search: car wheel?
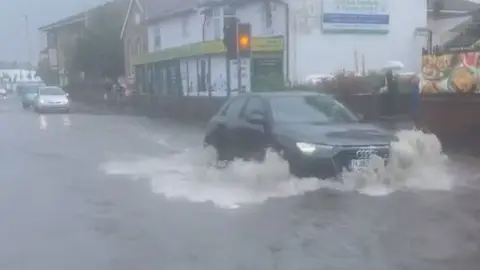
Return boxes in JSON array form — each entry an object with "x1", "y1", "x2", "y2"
[
  {"x1": 281, "y1": 149, "x2": 309, "y2": 178},
  {"x1": 288, "y1": 160, "x2": 308, "y2": 178},
  {"x1": 214, "y1": 131, "x2": 233, "y2": 162},
  {"x1": 22, "y1": 103, "x2": 29, "y2": 109}
]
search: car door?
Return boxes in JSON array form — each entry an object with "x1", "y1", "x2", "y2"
[
  {"x1": 217, "y1": 96, "x2": 248, "y2": 159},
  {"x1": 238, "y1": 96, "x2": 269, "y2": 161}
]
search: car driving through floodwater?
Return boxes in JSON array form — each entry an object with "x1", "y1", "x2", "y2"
[{"x1": 204, "y1": 91, "x2": 396, "y2": 178}]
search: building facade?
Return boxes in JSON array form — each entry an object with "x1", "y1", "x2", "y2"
[
  {"x1": 39, "y1": 13, "x2": 87, "y2": 86},
  {"x1": 132, "y1": 0, "x2": 429, "y2": 97},
  {"x1": 39, "y1": 0, "x2": 129, "y2": 86},
  {"x1": 121, "y1": 0, "x2": 149, "y2": 81},
  {"x1": 426, "y1": 0, "x2": 480, "y2": 49}
]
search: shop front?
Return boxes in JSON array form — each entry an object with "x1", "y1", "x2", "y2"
[{"x1": 132, "y1": 36, "x2": 285, "y2": 98}]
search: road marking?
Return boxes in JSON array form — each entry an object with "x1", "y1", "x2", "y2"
[
  {"x1": 39, "y1": 115, "x2": 47, "y2": 130},
  {"x1": 62, "y1": 115, "x2": 72, "y2": 127}
]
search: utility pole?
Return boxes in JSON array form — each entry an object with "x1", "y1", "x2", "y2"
[
  {"x1": 25, "y1": 15, "x2": 32, "y2": 75},
  {"x1": 236, "y1": 23, "x2": 241, "y2": 92}
]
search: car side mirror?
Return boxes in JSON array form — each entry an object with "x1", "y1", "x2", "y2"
[{"x1": 246, "y1": 112, "x2": 265, "y2": 124}]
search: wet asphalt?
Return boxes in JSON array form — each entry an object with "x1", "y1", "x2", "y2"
[{"x1": 0, "y1": 95, "x2": 479, "y2": 270}]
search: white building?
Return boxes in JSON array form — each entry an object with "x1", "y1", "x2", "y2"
[{"x1": 132, "y1": 0, "x2": 429, "y2": 96}]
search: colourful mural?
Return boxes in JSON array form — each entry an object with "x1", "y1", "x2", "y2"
[{"x1": 420, "y1": 51, "x2": 480, "y2": 94}]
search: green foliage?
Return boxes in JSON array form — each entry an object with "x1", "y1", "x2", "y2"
[
  {"x1": 36, "y1": 58, "x2": 56, "y2": 85},
  {"x1": 69, "y1": 4, "x2": 125, "y2": 79}
]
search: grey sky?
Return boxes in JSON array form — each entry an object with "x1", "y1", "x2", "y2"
[{"x1": 0, "y1": 0, "x2": 108, "y2": 63}]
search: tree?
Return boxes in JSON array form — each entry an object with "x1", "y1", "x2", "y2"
[
  {"x1": 36, "y1": 58, "x2": 56, "y2": 85},
  {"x1": 69, "y1": 3, "x2": 125, "y2": 80}
]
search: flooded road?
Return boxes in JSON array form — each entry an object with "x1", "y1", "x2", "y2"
[{"x1": 0, "y1": 96, "x2": 479, "y2": 270}]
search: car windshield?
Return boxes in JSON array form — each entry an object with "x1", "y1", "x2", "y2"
[
  {"x1": 269, "y1": 95, "x2": 359, "y2": 124},
  {"x1": 40, "y1": 87, "x2": 65, "y2": 95}
]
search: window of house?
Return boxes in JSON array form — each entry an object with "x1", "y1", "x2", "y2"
[
  {"x1": 135, "y1": 37, "x2": 141, "y2": 55},
  {"x1": 223, "y1": 6, "x2": 235, "y2": 17},
  {"x1": 263, "y1": 2, "x2": 273, "y2": 29},
  {"x1": 181, "y1": 17, "x2": 189, "y2": 38},
  {"x1": 212, "y1": 8, "x2": 222, "y2": 40},
  {"x1": 129, "y1": 38, "x2": 134, "y2": 56},
  {"x1": 126, "y1": 39, "x2": 132, "y2": 75},
  {"x1": 211, "y1": 7, "x2": 236, "y2": 40},
  {"x1": 134, "y1": 13, "x2": 141, "y2": 24},
  {"x1": 154, "y1": 26, "x2": 161, "y2": 50}
]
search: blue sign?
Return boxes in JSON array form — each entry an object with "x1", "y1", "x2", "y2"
[{"x1": 322, "y1": 0, "x2": 390, "y2": 33}]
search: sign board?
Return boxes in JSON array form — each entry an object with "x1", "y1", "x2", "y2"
[
  {"x1": 420, "y1": 51, "x2": 480, "y2": 94},
  {"x1": 132, "y1": 37, "x2": 283, "y2": 65},
  {"x1": 322, "y1": 0, "x2": 389, "y2": 34}
]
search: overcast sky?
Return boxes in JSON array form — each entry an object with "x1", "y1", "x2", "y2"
[
  {"x1": 3, "y1": 0, "x2": 480, "y2": 64},
  {"x1": 0, "y1": 0, "x2": 107, "y2": 63}
]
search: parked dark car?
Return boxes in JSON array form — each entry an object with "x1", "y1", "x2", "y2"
[{"x1": 204, "y1": 92, "x2": 395, "y2": 178}]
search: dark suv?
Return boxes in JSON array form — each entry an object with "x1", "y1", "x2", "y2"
[{"x1": 204, "y1": 92, "x2": 394, "y2": 178}]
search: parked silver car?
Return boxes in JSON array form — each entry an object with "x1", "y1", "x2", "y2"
[{"x1": 33, "y1": 86, "x2": 70, "y2": 113}]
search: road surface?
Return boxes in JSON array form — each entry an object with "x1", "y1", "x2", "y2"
[{"x1": 0, "y1": 95, "x2": 479, "y2": 270}]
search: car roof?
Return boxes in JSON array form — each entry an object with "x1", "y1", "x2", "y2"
[{"x1": 239, "y1": 91, "x2": 331, "y2": 98}]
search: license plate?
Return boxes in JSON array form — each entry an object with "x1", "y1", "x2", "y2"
[{"x1": 350, "y1": 159, "x2": 369, "y2": 170}]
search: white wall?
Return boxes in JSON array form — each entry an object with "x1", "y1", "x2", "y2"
[
  {"x1": 146, "y1": 2, "x2": 286, "y2": 96},
  {"x1": 147, "y1": 2, "x2": 287, "y2": 51},
  {"x1": 230, "y1": 2, "x2": 286, "y2": 37},
  {"x1": 148, "y1": 11, "x2": 204, "y2": 52},
  {"x1": 145, "y1": 0, "x2": 429, "y2": 89},
  {"x1": 287, "y1": 0, "x2": 428, "y2": 83}
]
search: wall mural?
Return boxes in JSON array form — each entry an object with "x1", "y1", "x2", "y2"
[{"x1": 420, "y1": 51, "x2": 480, "y2": 94}]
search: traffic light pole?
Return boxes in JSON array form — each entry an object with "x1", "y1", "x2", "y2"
[
  {"x1": 236, "y1": 23, "x2": 241, "y2": 93},
  {"x1": 226, "y1": 57, "x2": 231, "y2": 97}
]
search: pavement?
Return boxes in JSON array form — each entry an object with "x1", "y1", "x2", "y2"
[{"x1": 1, "y1": 95, "x2": 480, "y2": 270}]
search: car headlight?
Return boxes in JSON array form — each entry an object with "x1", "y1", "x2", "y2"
[
  {"x1": 296, "y1": 142, "x2": 333, "y2": 155},
  {"x1": 39, "y1": 99, "x2": 46, "y2": 104}
]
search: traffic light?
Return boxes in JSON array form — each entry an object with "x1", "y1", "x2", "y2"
[
  {"x1": 223, "y1": 17, "x2": 238, "y2": 60},
  {"x1": 237, "y1": 23, "x2": 251, "y2": 57},
  {"x1": 223, "y1": 19, "x2": 252, "y2": 59}
]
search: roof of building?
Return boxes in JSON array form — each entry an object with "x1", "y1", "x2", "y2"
[
  {"x1": 121, "y1": 0, "x2": 203, "y2": 39},
  {"x1": 427, "y1": 0, "x2": 480, "y2": 13},
  {"x1": 120, "y1": 0, "x2": 262, "y2": 38},
  {"x1": 39, "y1": 0, "x2": 129, "y2": 32},
  {"x1": 38, "y1": 13, "x2": 86, "y2": 32},
  {"x1": 145, "y1": 0, "x2": 199, "y2": 20}
]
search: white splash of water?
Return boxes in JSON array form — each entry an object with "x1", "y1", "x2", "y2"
[
  {"x1": 101, "y1": 129, "x2": 453, "y2": 209},
  {"x1": 342, "y1": 130, "x2": 452, "y2": 196}
]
